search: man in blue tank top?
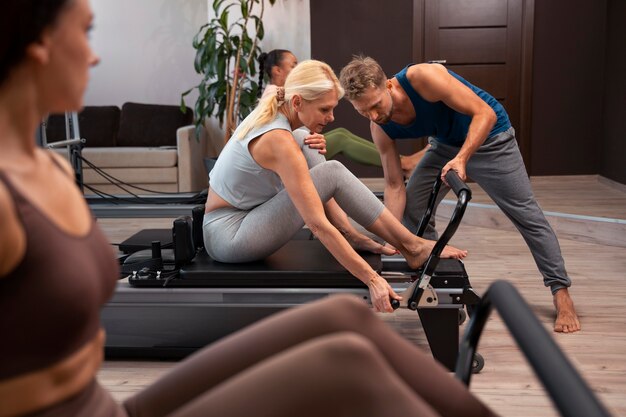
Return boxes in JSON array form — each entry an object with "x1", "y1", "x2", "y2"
[{"x1": 339, "y1": 56, "x2": 580, "y2": 333}]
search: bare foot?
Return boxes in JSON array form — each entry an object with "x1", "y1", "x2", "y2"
[
  {"x1": 553, "y1": 288, "x2": 581, "y2": 333},
  {"x1": 404, "y1": 238, "x2": 468, "y2": 269},
  {"x1": 349, "y1": 236, "x2": 397, "y2": 256}
]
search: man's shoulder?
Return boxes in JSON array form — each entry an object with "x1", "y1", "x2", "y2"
[{"x1": 406, "y1": 63, "x2": 446, "y2": 84}]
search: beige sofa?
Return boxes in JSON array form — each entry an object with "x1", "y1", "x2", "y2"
[{"x1": 48, "y1": 103, "x2": 214, "y2": 195}]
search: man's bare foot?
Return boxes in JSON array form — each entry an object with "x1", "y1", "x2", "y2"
[
  {"x1": 404, "y1": 239, "x2": 468, "y2": 269},
  {"x1": 553, "y1": 288, "x2": 581, "y2": 333}
]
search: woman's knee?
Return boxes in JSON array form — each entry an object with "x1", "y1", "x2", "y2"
[
  {"x1": 323, "y1": 159, "x2": 347, "y2": 173},
  {"x1": 310, "y1": 159, "x2": 346, "y2": 177},
  {"x1": 309, "y1": 295, "x2": 376, "y2": 331},
  {"x1": 329, "y1": 127, "x2": 349, "y2": 136}
]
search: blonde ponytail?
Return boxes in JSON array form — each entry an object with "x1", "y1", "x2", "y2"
[{"x1": 236, "y1": 90, "x2": 280, "y2": 139}]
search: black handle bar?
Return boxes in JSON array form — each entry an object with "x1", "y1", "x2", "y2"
[
  {"x1": 456, "y1": 281, "x2": 611, "y2": 417},
  {"x1": 445, "y1": 169, "x2": 471, "y2": 197},
  {"x1": 418, "y1": 170, "x2": 472, "y2": 278},
  {"x1": 400, "y1": 170, "x2": 472, "y2": 311}
]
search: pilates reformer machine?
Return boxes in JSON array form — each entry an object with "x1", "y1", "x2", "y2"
[{"x1": 101, "y1": 171, "x2": 483, "y2": 372}]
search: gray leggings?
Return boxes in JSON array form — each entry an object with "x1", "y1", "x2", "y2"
[
  {"x1": 404, "y1": 128, "x2": 570, "y2": 293},
  {"x1": 203, "y1": 160, "x2": 385, "y2": 263}
]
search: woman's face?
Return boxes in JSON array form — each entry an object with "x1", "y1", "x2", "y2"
[
  {"x1": 38, "y1": 0, "x2": 99, "y2": 112},
  {"x1": 272, "y1": 52, "x2": 298, "y2": 87},
  {"x1": 296, "y1": 88, "x2": 338, "y2": 134}
]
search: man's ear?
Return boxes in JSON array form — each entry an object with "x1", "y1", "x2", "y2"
[{"x1": 386, "y1": 79, "x2": 393, "y2": 90}]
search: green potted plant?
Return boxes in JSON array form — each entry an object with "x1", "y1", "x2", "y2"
[{"x1": 181, "y1": 0, "x2": 276, "y2": 144}]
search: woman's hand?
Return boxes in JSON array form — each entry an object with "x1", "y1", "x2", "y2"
[
  {"x1": 367, "y1": 275, "x2": 402, "y2": 313},
  {"x1": 304, "y1": 133, "x2": 327, "y2": 155}
]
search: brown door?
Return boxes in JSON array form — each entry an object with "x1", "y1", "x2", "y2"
[{"x1": 415, "y1": 0, "x2": 533, "y2": 164}]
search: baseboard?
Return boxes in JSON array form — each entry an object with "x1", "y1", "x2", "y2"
[{"x1": 437, "y1": 199, "x2": 626, "y2": 248}]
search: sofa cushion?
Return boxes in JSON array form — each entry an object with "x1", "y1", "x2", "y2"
[
  {"x1": 82, "y1": 167, "x2": 178, "y2": 184},
  {"x1": 45, "y1": 106, "x2": 121, "y2": 147},
  {"x1": 82, "y1": 147, "x2": 177, "y2": 168},
  {"x1": 117, "y1": 102, "x2": 193, "y2": 147}
]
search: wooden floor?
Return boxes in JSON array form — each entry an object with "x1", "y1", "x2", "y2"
[{"x1": 97, "y1": 175, "x2": 626, "y2": 417}]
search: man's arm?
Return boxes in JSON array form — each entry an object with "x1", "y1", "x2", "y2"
[
  {"x1": 407, "y1": 64, "x2": 497, "y2": 181},
  {"x1": 371, "y1": 122, "x2": 406, "y2": 220}
]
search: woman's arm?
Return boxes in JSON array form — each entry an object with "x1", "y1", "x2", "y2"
[
  {"x1": 250, "y1": 130, "x2": 398, "y2": 311},
  {"x1": 0, "y1": 182, "x2": 26, "y2": 276}
]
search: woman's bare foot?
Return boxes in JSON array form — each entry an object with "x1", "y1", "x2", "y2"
[
  {"x1": 553, "y1": 288, "x2": 581, "y2": 333},
  {"x1": 348, "y1": 235, "x2": 397, "y2": 256},
  {"x1": 403, "y1": 238, "x2": 468, "y2": 270},
  {"x1": 400, "y1": 145, "x2": 430, "y2": 179}
]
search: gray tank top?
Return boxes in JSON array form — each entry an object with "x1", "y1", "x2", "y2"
[{"x1": 209, "y1": 112, "x2": 299, "y2": 210}]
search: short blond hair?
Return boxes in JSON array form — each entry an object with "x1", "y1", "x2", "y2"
[
  {"x1": 237, "y1": 60, "x2": 344, "y2": 139},
  {"x1": 339, "y1": 56, "x2": 387, "y2": 100}
]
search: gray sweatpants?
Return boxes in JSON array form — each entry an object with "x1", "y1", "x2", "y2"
[
  {"x1": 203, "y1": 158, "x2": 385, "y2": 263},
  {"x1": 404, "y1": 128, "x2": 570, "y2": 294}
]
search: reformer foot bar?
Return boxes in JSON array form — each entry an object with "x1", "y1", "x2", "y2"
[{"x1": 102, "y1": 171, "x2": 481, "y2": 371}]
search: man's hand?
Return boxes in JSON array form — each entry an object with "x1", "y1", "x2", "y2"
[
  {"x1": 304, "y1": 132, "x2": 327, "y2": 155},
  {"x1": 441, "y1": 156, "x2": 468, "y2": 184}
]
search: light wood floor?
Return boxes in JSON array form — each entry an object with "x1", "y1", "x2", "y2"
[{"x1": 97, "y1": 176, "x2": 626, "y2": 417}]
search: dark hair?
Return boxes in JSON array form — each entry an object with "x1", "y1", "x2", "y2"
[
  {"x1": 257, "y1": 49, "x2": 290, "y2": 97},
  {"x1": 0, "y1": 0, "x2": 72, "y2": 85}
]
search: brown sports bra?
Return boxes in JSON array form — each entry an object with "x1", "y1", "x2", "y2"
[{"x1": 0, "y1": 163, "x2": 119, "y2": 381}]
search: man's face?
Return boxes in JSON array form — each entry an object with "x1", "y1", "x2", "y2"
[{"x1": 349, "y1": 84, "x2": 393, "y2": 124}]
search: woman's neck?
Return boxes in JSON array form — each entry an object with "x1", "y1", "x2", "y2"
[{"x1": 0, "y1": 71, "x2": 45, "y2": 160}]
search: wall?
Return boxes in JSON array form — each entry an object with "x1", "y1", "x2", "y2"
[
  {"x1": 85, "y1": 0, "x2": 310, "y2": 108},
  {"x1": 85, "y1": 0, "x2": 207, "y2": 107},
  {"x1": 529, "y1": 0, "x2": 607, "y2": 175},
  {"x1": 599, "y1": 0, "x2": 626, "y2": 184},
  {"x1": 311, "y1": 0, "x2": 416, "y2": 177},
  {"x1": 260, "y1": 0, "x2": 311, "y2": 60}
]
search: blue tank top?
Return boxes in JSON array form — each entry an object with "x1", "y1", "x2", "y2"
[{"x1": 379, "y1": 64, "x2": 511, "y2": 146}]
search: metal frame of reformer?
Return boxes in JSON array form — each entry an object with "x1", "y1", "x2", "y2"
[
  {"x1": 39, "y1": 112, "x2": 86, "y2": 192},
  {"x1": 102, "y1": 171, "x2": 480, "y2": 371},
  {"x1": 88, "y1": 197, "x2": 200, "y2": 218},
  {"x1": 104, "y1": 254, "x2": 476, "y2": 370}
]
